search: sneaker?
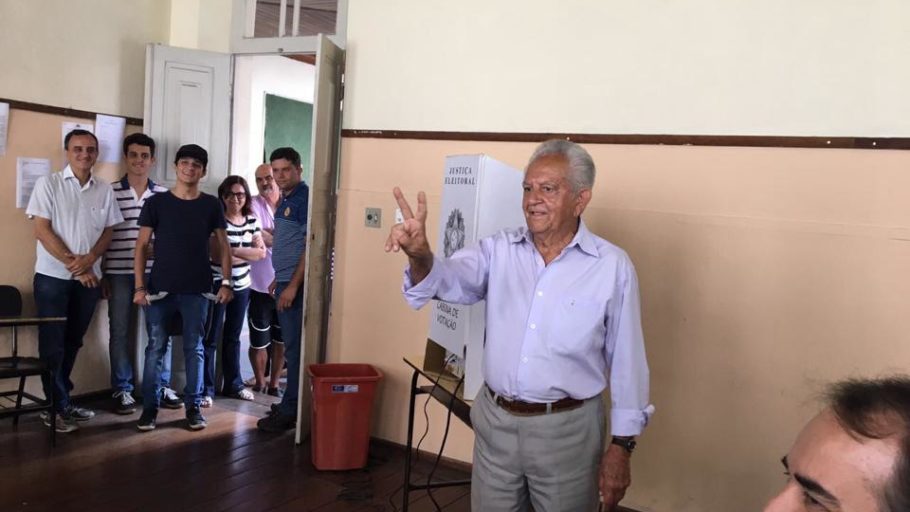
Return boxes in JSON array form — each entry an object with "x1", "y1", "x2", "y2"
[
  {"x1": 137, "y1": 410, "x2": 157, "y2": 432},
  {"x1": 257, "y1": 411, "x2": 295, "y2": 433},
  {"x1": 267, "y1": 387, "x2": 284, "y2": 398},
  {"x1": 186, "y1": 407, "x2": 207, "y2": 431},
  {"x1": 113, "y1": 390, "x2": 137, "y2": 415},
  {"x1": 231, "y1": 388, "x2": 255, "y2": 401},
  {"x1": 43, "y1": 412, "x2": 79, "y2": 433},
  {"x1": 200, "y1": 396, "x2": 214, "y2": 408},
  {"x1": 160, "y1": 388, "x2": 184, "y2": 409},
  {"x1": 65, "y1": 405, "x2": 96, "y2": 422}
]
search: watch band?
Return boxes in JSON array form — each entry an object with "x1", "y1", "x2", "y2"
[
  {"x1": 611, "y1": 436, "x2": 637, "y2": 453},
  {"x1": 220, "y1": 278, "x2": 232, "y2": 287}
]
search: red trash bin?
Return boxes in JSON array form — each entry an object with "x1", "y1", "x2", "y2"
[{"x1": 307, "y1": 363, "x2": 383, "y2": 470}]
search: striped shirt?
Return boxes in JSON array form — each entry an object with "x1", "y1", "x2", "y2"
[
  {"x1": 103, "y1": 177, "x2": 168, "y2": 275},
  {"x1": 211, "y1": 215, "x2": 262, "y2": 291},
  {"x1": 272, "y1": 182, "x2": 309, "y2": 282}
]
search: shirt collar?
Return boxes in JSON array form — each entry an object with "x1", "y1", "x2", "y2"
[
  {"x1": 119, "y1": 175, "x2": 158, "y2": 193},
  {"x1": 509, "y1": 219, "x2": 600, "y2": 258},
  {"x1": 283, "y1": 181, "x2": 307, "y2": 201},
  {"x1": 62, "y1": 165, "x2": 95, "y2": 187}
]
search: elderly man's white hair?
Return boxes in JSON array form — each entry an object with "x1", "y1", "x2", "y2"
[{"x1": 526, "y1": 139, "x2": 596, "y2": 194}]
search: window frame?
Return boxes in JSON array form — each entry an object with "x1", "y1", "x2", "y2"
[{"x1": 230, "y1": 0, "x2": 347, "y2": 54}]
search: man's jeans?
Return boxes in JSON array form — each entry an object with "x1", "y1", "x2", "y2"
[
  {"x1": 33, "y1": 273, "x2": 101, "y2": 413},
  {"x1": 204, "y1": 287, "x2": 251, "y2": 396},
  {"x1": 106, "y1": 273, "x2": 172, "y2": 393},
  {"x1": 275, "y1": 282, "x2": 303, "y2": 417},
  {"x1": 142, "y1": 293, "x2": 209, "y2": 412}
]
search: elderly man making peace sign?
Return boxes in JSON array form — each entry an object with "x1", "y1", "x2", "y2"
[{"x1": 387, "y1": 139, "x2": 654, "y2": 512}]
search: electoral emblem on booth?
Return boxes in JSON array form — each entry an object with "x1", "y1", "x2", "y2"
[{"x1": 443, "y1": 208, "x2": 466, "y2": 257}]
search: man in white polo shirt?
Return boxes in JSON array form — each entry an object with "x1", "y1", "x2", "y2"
[{"x1": 27, "y1": 129, "x2": 123, "y2": 433}]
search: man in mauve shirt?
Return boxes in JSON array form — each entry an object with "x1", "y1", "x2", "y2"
[{"x1": 386, "y1": 139, "x2": 654, "y2": 512}]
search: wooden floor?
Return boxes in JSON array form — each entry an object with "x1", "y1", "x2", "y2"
[{"x1": 0, "y1": 394, "x2": 471, "y2": 512}]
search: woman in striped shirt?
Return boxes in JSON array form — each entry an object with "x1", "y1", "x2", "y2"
[{"x1": 203, "y1": 176, "x2": 266, "y2": 405}]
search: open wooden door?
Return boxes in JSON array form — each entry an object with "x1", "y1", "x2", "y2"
[{"x1": 295, "y1": 34, "x2": 344, "y2": 444}]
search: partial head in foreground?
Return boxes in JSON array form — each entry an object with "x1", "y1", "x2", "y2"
[{"x1": 764, "y1": 377, "x2": 910, "y2": 512}]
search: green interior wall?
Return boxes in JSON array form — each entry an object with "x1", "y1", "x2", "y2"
[{"x1": 264, "y1": 93, "x2": 314, "y2": 182}]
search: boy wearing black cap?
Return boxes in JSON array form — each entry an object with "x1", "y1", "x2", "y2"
[{"x1": 132, "y1": 144, "x2": 233, "y2": 431}]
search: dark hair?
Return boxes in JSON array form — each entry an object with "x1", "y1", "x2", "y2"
[
  {"x1": 269, "y1": 147, "x2": 301, "y2": 168},
  {"x1": 64, "y1": 129, "x2": 98, "y2": 150},
  {"x1": 122, "y1": 133, "x2": 156, "y2": 157},
  {"x1": 828, "y1": 377, "x2": 910, "y2": 512},
  {"x1": 218, "y1": 175, "x2": 252, "y2": 217}
]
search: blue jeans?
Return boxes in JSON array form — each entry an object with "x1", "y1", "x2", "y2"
[
  {"x1": 142, "y1": 293, "x2": 209, "y2": 412},
  {"x1": 106, "y1": 273, "x2": 172, "y2": 393},
  {"x1": 33, "y1": 273, "x2": 101, "y2": 413},
  {"x1": 204, "y1": 287, "x2": 251, "y2": 396},
  {"x1": 275, "y1": 282, "x2": 303, "y2": 417}
]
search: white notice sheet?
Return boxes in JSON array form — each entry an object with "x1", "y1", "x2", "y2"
[
  {"x1": 0, "y1": 102, "x2": 9, "y2": 156},
  {"x1": 17, "y1": 157, "x2": 51, "y2": 209},
  {"x1": 95, "y1": 114, "x2": 126, "y2": 163}
]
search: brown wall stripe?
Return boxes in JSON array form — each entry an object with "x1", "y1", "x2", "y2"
[
  {"x1": 1, "y1": 97, "x2": 143, "y2": 126},
  {"x1": 342, "y1": 129, "x2": 910, "y2": 151}
]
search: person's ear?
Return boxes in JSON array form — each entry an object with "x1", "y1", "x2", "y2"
[{"x1": 575, "y1": 189, "x2": 592, "y2": 216}]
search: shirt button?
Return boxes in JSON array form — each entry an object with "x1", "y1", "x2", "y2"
[
  {"x1": 522, "y1": 357, "x2": 528, "y2": 363},
  {"x1": 537, "y1": 291, "x2": 543, "y2": 297},
  {"x1": 529, "y1": 323, "x2": 536, "y2": 330}
]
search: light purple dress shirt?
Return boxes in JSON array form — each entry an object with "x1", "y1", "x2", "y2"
[
  {"x1": 403, "y1": 220, "x2": 654, "y2": 436},
  {"x1": 249, "y1": 194, "x2": 276, "y2": 294}
]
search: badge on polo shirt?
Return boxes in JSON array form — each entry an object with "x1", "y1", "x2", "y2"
[{"x1": 284, "y1": 206, "x2": 291, "y2": 217}]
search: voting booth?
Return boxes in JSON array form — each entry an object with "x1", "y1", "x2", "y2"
[{"x1": 422, "y1": 154, "x2": 525, "y2": 400}]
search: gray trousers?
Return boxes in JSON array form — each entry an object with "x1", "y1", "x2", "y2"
[{"x1": 470, "y1": 386, "x2": 605, "y2": 512}]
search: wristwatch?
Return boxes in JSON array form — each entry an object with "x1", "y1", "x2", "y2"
[
  {"x1": 611, "y1": 436, "x2": 637, "y2": 454},
  {"x1": 220, "y1": 278, "x2": 231, "y2": 288}
]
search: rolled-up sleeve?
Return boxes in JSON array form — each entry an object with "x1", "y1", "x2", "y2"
[
  {"x1": 402, "y1": 256, "x2": 445, "y2": 309},
  {"x1": 401, "y1": 240, "x2": 491, "y2": 310},
  {"x1": 26, "y1": 176, "x2": 53, "y2": 220},
  {"x1": 605, "y1": 258, "x2": 654, "y2": 436}
]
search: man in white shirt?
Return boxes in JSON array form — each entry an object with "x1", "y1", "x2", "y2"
[{"x1": 27, "y1": 129, "x2": 124, "y2": 433}]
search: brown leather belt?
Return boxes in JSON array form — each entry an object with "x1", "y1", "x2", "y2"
[{"x1": 488, "y1": 387, "x2": 584, "y2": 416}]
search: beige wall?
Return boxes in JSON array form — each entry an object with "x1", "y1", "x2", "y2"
[
  {"x1": 332, "y1": 137, "x2": 910, "y2": 511},
  {"x1": 169, "y1": 0, "x2": 233, "y2": 54},
  {"x1": 344, "y1": 0, "x2": 910, "y2": 136},
  {"x1": 0, "y1": 0, "x2": 170, "y2": 118}
]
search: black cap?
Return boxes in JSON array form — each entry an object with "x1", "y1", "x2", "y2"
[{"x1": 174, "y1": 144, "x2": 208, "y2": 168}]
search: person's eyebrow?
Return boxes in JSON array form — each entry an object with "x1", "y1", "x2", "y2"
[{"x1": 781, "y1": 455, "x2": 841, "y2": 506}]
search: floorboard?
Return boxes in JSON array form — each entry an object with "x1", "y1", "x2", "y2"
[{"x1": 0, "y1": 394, "x2": 471, "y2": 512}]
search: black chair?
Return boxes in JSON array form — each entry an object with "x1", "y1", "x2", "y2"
[{"x1": 0, "y1": 285, "x2": 55, "y2": 444}]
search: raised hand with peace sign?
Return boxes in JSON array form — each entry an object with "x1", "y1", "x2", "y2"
[{"x1": 384, "y1": 187, "x2": 434, "y2": 283}]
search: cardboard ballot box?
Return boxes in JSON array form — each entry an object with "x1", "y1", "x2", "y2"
[{"x1": 424, "y1": 154, "x2": 524, "y2": 400}]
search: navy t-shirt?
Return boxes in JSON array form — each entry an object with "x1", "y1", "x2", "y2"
[{"x1": 138, "y1": 191, "x2": 227, "y2": 294}]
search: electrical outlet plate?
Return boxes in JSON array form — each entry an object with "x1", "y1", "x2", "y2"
[{"x1": 365, "y1": 207, "x2": 381, "y2": 228}]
